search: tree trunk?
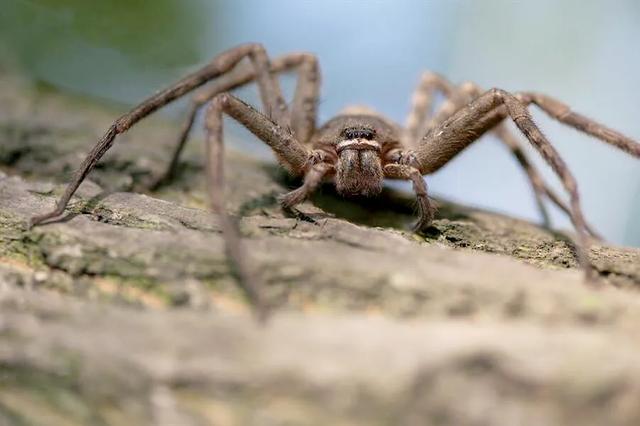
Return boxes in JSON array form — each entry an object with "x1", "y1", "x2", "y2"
[{"x1": 1, "y1": 68, "x2": 639, "y2": 425}]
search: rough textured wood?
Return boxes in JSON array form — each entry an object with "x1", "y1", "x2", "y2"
[{"x1": 1, "y1": 69, "x2": 640, "y2": 425}]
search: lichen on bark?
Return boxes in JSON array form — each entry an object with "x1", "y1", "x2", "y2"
[{"x1": 1, "y1": 68, "x2": 640, "y2": 425}]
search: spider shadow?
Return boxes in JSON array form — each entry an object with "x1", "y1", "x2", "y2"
[
  {"x1": 262, "y1": 164, "x2": 474, "y2": 232},
  {"x1": 153, "y1": 152, "x2": 475, "y2": 232}
]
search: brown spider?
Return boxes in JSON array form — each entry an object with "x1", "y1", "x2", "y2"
[{"x1": 29, "y1": 44, "x2": 640, "y2": 319}]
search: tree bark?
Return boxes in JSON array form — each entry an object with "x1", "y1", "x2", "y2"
[{"x1": 1, "y1": 68, "x2": 639, "y2": 425}]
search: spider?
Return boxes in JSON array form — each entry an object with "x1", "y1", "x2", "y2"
[{"x1": 29, "y1": 44, "x2": 640, "y2": 319}]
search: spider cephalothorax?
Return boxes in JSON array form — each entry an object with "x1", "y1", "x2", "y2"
[
  {"x1": 334, "y1": 124, "x2": 385, "y2": 197},
  {"x1": 28, "y1": 43, "x2": 640, "y2": 318}
]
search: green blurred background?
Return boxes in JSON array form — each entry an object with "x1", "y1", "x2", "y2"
[{"x1": 1, "y1": 0, "x2": 638, "y2": 246}]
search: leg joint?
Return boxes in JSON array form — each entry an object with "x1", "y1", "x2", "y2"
[
  {"x1": 248, "y1": 44, "x2": 270, "y2": 66},
  {"x1": 211, "y1": 93, "x2": 231, "y2": 109},
  {"x1": 420, "y1": 70, "x2": 443, "y2": 85},
  {"x1": 459, "y1": 81, "x2": 481, "y2": 97},
  {"x1": 397, "y1": 150, "x2": 422, "y2": 170},
  {"x1": 249, "y1": 43, "x2": 267, "y2": 56},
  {"x1": 488, "y1": 87, "x2": 508, "y2": 100},
  {"x1": 299, "y1": 52, "x2": 317, "y2": 65}
]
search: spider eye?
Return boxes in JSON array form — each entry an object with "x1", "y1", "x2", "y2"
[{"x1": 342, "y1": 127, "x2": 376, "y2": 140}]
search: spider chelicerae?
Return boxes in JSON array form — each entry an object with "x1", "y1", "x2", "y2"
[{"x1": 29, "y1": 44, "x2": 640, "y2": 318}]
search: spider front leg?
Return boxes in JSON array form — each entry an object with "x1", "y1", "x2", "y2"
[
  {"x1": 204, "y1": 92, "x2": 311, "y2": 319},
  {"x1": 414, "y1": 89, "x2": 600, "y2": 278},
  {"x1": 384, "y1": 161, "x2": 436, "y2": 231},
  {"x1": 516, "y1": 92, "x2": 640, "y2": 158},
  {"x1": 29, "y1": 43, "x2": 288, "y2": 228},
  {"x1": 454, "y1": 82, "x2": 603, "y2": 240},
  {"x1": 279, "y1": 160, "x2": 333, "y2": 210},
  {"x1": 404, "y1": 72, "x2": 556, "y2": 228},
  {"x1": 156, "y1": 52, "x2": 321, "y2": 188},
  {"x1": 436, "y1": 79, "x2": 603, "y2": 238},
  {"x1": 403, "y1": 71, "x2": 455, "y2": 147}
]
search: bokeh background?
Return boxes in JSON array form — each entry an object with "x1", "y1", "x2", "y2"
[{"x1": 1, "y1": 0, "x2": 639, "y2": 246}]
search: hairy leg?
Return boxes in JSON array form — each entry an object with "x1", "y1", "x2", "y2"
[
  {"x1": 493, "y1": 119, "x2": 603, "y2": 239},
  {"x1": 467, "y1": 94, "x2": 640, "y2": 159},
  {"x1": 403, "y1": 71, "x2": 455, "y2": 147},
  {"x1": 279, "y1": 162, "x2": 333, "y2": 209},
  {"x1": 413, "y1": 88, "x2": 601, "y2": 278},
  {"x1": 404, "y1": 72, "x2": 554, "y2": 227},
  {"x1": 203, "y1": 92, "x2": 314, "y2": 319},
  {"x1": 491, "y1": 123, "x2": 551, "y2": 227},
  {"x1": 517, "y1": 92, "x2": 640, "y2": 158},
  {"x1": 384, "y1": 163, "x2": 436, "y2": 231},
  {"x1": 29, "y1": 43, "x2": 289, "y2": 227},
  {"x1": 409, "y1": 74, "x2": 610, "y2": 238},
  {"x1": 156, "y1": 53, "x2": 321, "y2": 187},
  {"x1": 444, "y1": 81, "x2": 603, "y2": 238},
  {"x1": 289, "y1": 53, "x2": 321, "y2": 143}
]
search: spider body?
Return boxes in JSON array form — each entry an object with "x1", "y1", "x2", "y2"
[
  {"x1": 311, "y1": 114, "x2": 401, "y2": 197},
  {"x1": 28, "y1": 44, "x2": 640, "y2": 318}
]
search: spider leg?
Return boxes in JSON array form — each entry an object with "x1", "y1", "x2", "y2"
[
  {"x1": 517, "y1": 92, "x2": 640, "y2": 158},
  {"x1": 493, "y1": 118, "x2": 604, "y2": 239},
  {"x1": 451, "y1": 86, "x2": 640, "y2": 239},
  {"x1": 492, "y1": 123, "x2": 551, "y2": 227},
  {"x1": 155, "y1": 53, "x2": 320, "y2": 187},
  {"x1": 405, "y1": 72, "x2": 555, "y2": 227},
  {"x1": 467, "y1": 95, "x2": 640, "y2": 159},
  {"x1": 447, "y1": 81, "x2": 604, "y2": 238},
  {"x1": 29, "y1": 43, "x2": 288, "y2": 227},
  {"x1": 406, "y1": 73, "x2": 606, "y2": 238},
  {"x1": 279, "y1": 162, "x2": 333, "y2": 210},
  {"x1": 384, "y1": 163, "x2": 436, "y2": 231},
  {"x1": 204, "y1": 92, "x2": 314, "y2": 320},
  {"x1": 404, "y1": 71, "x2": 455, "y2": 147},
  {"x1": 413, "y1": 88, "x2": 604, "y2": 279}
]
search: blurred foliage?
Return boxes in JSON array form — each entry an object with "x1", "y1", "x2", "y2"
[{"x1": 0, "y1": 0, "x2": 207, "y2": 83}]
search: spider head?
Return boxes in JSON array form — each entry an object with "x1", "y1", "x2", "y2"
[{"x1": 335, "y1": 126, "x2": 384, "y2": 197}]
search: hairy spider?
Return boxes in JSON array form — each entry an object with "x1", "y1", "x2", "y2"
[{"x1": 29, "y1": 44, "x2": 640, "y2": 318}]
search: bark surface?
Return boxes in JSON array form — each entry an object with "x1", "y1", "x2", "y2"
[{"x1": 1, "y1": 69, "x2": 639, "y2": 425}]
